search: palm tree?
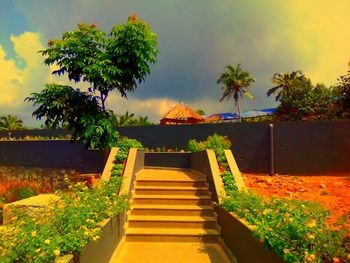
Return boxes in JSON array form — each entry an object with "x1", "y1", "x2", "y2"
[
  {"x1": 217, "y1": 64, "x2": 255, "y2": 122},
  {"x1": 112, "y1": 111, "x2": 135, "y2": 127},
  {"x1": 136, "y1": 116, "x2": 151, "y2": 126},
  {"x1": 267, "y1": 71, "x2": 305, "y2": 101},
  {"x1": 0, "y1": 115, "x2": 24, "y2": 131}
]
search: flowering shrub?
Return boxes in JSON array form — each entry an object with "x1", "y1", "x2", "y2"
[
  {"x1": 0, "y1": 177, "x2": 128, "y2": 262},
  {"x1": 188, "y1": 134, "x2": 350, "y2": 263}
]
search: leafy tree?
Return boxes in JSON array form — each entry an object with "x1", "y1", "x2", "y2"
[
  {"x1": 267, "y1": 71, "x2": 305, "y2": 101},
  {"x1": 26, "y1": 16, "x2": 158, "y2": 149},
  {"x1": 334, "y1": 66, "x2": 350, "y2": 118},
  {"x1": 0, "y1": 115, "x2": 24, "y2": 131},
  {"x1": 276, "y1": 77, "x2": 336, "y2": 121},
  {"x1": 41, "y1": 16, "x2": 158, "y2": 110},
  {"x1": 217, "y1": 64, "x2": 255, "y2": 122},
  {"x1": 26, "y1": 84, "x2": 117, "y2": 149}
]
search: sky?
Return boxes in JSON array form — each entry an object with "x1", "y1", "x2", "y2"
[{"x1": 0, "y1": 0, "x2": 349, "y2": 127}]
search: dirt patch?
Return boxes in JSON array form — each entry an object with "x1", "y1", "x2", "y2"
[{"x1": 242, "y1": 174, "x2": 350, "y2": 227}]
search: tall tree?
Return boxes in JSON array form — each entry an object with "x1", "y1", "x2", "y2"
[
  {"x1": 276, "y1": 77, "x2": 336, "y2": 121},
  {"x1": 267, "y1": 71, "x2": 305, "y2": 101},
  {"x1": 217, "y1": 64, "x2": 255, "y2": 122},
  {"x1": 334, "y1": 64, "x2": 350, "y2": 118},
  {"x1": 0, "y1": 115, "x2": 24, "y2": 131},
  {"x1": 26, "y1": 16, "x2": 158, "y2": 149}
]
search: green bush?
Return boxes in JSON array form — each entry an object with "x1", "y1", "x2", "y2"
[
  {"x1": 116, "y1": 136, "x2": 143, "y2": 151},
  {"x1": 13, "y1": 187, "x2": 38, "y2": 201},
  {"x1": 187, "y1": 134, "x2": 231, "y2": 156}
]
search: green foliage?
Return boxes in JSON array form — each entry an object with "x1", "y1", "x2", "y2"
[
  {"x1": 187, "y1": 134, "x2": 231, "y2": 156},
  {"x1": 334, "y1": 69, "x2": 350, "y2": 118},
  {"x1": 223, "y1": 192, "x2": 349, "y2": 262},
  {"x1": 41, "y1": 16, "x2": 158, "y2": 109},
  {"x1": 12, "y1": 187, "x2": 38, "y2": 201},
  {"x1": 221, "y1": 171, "x2": 238, "y2": 192},
  {"x1": 0, "y1": 177, "x2": 129, "y2": 262},
  {"x1": 0, "y1": 115, "x2": 24, "y2": 131},
  {"x1": 116, "y1": 136, "x2": 143, "y2": 151},
  {"x1": 267, "y1": 71, "x2": 305, "y2": 101},
  {"x1": 111, "y1": 137, "x2": 143, "y2": 177},
  {"x1": 26, "y1": 84, "x2": 118, "y2": 149},
  {"x1": 112, "y1": 111, "x2": 152, "y2": 127},
  {"x1": 27, "y1": 16, "x2": 158, "y2": 149},
  {"x1": 217, "y1": 64, "x2": 255, "y2": 122},
  {"x1": 276, "y1": 77, "x2": 336, "y2": 121},
  {"x1": 196, "y1": 109, "x2": 206, "y2": 115}
]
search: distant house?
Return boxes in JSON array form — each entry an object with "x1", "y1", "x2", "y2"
[{"x1": 160, "y1": 103, "x2": 204, "y2": 125}]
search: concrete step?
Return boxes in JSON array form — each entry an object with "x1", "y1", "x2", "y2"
[
  {"x1": 132, "y1": 194, "x2": 212, "y2": 205},
  {"x1": 111, "y1": 242, "x2": 232, "y2": 263},
  {"x1": 128, "y1": 215, "x2": 218, "y2": 229},
  {"x1": 125, "y1": 228, "x2": 220, "y2": 243},
  {"x1": 134, "y1": 186, "x2": 210, "y2": 196},
  {"x1": 130, "y1": 204, "x2": 215, "y2": 216},
  {"x1": 136, "y1": 180, "x2": 209, "y2": 188}
]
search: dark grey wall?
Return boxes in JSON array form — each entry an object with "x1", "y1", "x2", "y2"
[
  {"x1": 117, "y1": 122, "x2": 270, "y2": 174},
  {"x1": 144, "y1": 152, "x2": 191, "y2": 168},
  {"x1": 0, "y1": 140, "x2": 105, "y2": 173},
  {"x1": 117, "y1": 120, "x2": 350, "y2": 175},
  {"x1": 0, "y1": 129, "x2": 70, "y2": 138},
  {"x1": 274, "y1": 120, "x2": 350, "y2": 174},
  {"x1": 0, "y1": 120, "x2": 349, "y2": 175}
]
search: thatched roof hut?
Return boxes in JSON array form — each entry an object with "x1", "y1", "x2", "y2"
[{"x1": 160, "y1": 103, "x2": 204, "y2": 125}]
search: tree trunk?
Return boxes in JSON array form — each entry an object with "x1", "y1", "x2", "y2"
[{"x1": 237, "y1": 100, "x2": 242, "y2": 123}]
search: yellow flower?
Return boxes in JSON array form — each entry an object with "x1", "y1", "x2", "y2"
[
  {"x1": 35, "y1": 248, "x2": 41, "y2": 253},
  {"x1": 305, "y1": 254, "x2": 315, "y2": 262},
  {"x1": 262, "y1": 209, "x2": 269, "y2": 215},
  {"x1": 92, "y1": 236, "x2": 100, "y2": 241},
  {"x1": 283, "y1": 249, "x2": 289, "y2": 254},
  {"x1": 306, "y1": 219, "x2": 316, "y2": 228},
  {"x1": 53, "y1": 249, "x2": 60, "y2": 256},
  {"x1": 306, "y1": 233, "x2": 315, "y2": 239},
  {"x1": 44, "y1": 239, "x2": 51, "y2": 244},
  {"x1": 31, "y1": 231, "x2": 37, "y2": 237}
]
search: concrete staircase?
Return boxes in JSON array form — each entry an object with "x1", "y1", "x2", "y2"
[{"x1": 125, "y1": 168, "x2": 221, "y2": 243}]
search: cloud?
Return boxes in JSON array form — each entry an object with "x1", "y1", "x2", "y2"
[{"x1": 0, "y1": 32, "x2": 48, "y2": 107}]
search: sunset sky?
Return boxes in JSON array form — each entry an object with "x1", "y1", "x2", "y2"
[{"x1": 1, "y1": 0, "x2": 349, "y2": 126}]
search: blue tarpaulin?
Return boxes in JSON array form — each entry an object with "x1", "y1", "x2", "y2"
[
  {"x1": 209, "y1": 112, "x2": 238, "y2": 120},
  {"x1": 210, "y1": 108, "x2": 276, "y2": 120}
]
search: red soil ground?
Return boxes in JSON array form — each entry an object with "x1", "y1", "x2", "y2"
[{"x1": 242, "y1": 173, "x2": 350, "y2": 228}]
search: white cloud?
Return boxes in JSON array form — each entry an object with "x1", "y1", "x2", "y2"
[{"x1": 0, "y1": 32, "x2": 50, "y2": 107}]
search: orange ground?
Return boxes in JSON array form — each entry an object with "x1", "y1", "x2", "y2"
[{"x1": 242, "y1": 173, "x2": 350, "y2": 227}]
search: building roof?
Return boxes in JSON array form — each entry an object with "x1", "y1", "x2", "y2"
[{"x1": 161, "y1": 103, "x2": 204, "y2": 121}]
